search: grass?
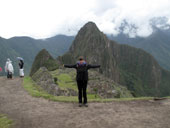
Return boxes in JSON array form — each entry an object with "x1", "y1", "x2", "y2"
[
  {"x1": 57, "y1": 74, "x2": 77, "y2": 91},
  {"x1": 0, "y1": 114, "x2": 13, "y2": 128},
  {"x1": 51, "y1": 71, "x2": 99, "y2": 95},
  {"x1": 23, "y1": 76, "x2": 158, "y2": 102},
  {"x1": 23, "y1": 76, "x2": 102, "y2": 102},
  {"x1": 23, "y1": 76, "x2": 77, "y2": 102}
]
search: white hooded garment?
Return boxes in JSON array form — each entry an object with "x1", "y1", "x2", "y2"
[{"x1": 5, "y1": 60, "x2": 14, "y2": 74}]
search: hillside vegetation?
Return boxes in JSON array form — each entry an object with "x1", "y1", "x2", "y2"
[
  {"x1": 0, "y1": 35, "x2": 73, "y2": 76},
  {"x1": 109, "y1": 28, "x2": 170, "y2": 71},
  {"x1": 30, "y1": 49, "x2": 59, "y2": 76}
]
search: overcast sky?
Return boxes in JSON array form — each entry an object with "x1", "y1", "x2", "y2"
[{"x1": 0, "y1": 0, "x2": 170, "y2": 39}]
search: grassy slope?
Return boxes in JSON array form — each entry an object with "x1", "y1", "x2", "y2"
[
  {"x1": 0, "y1": 115, "x2": 13, "y2": 128},
  {"x1": 51, "y1": 69, "x2": 133, "y2": 98},
  {"x1": 50, "y1": 69, "x2": 100, "y2": 98},
  {"x1": 23, "y1": 76, "x2": 100, "y2": 102},
  {"x1": 23, "y1": 76, "x2": 156, "y2": 102},
  {"x1": 56, "y1": 73, "x2": 77, "y2": 91}
]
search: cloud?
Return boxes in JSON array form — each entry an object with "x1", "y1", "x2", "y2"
[
  {"x1": 92, "y1": 0, "x2": 170, "y2": 37},
  {"x1": 0, "y1": 0, "x2": 170, "y2": 38}
]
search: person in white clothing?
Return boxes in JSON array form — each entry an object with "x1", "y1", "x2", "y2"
[
  {"x1": 5, "y1": 58, "x2": 14, "y2": 79},
  {"x1": 18, "y1": 59, "x2": 24, "y2": 78}
]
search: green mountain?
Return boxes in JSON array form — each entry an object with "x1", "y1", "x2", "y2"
[
  {"x1": 0, "y1": 35, "x2": 73, "y2": 76},
  {"x1": 109, "y1": 28, "x2": 170, "y2": 71},
  {"x1": 59, "y1": 22, "x2": 170, "y2": 97},
  {"x1": 133, "y1": 29, "x2": 170, "y2": 71},
  {"x1": 30, "y1": 49, "x2": 59, "y2": 76}
]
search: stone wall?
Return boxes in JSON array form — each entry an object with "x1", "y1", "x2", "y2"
[{"x1": 32, "y1": 67, "x2": 60, "y2": 96}]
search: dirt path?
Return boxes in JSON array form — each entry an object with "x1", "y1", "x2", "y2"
[{"x1": 0, "y1": 77, "x2": 170, "y2": 128}]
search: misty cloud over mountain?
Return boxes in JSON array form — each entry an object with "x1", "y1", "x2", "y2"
[{"x1": 0, "y1": 0, "x2": 170, "y2": 39}]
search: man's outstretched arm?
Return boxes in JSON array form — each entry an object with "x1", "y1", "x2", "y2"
[
  {"x1": 87, "y1": 64, "x2": 100, "y2": 69},
  {"x1": 64, "y1": 64, "x2": 77, "y2": 68}
]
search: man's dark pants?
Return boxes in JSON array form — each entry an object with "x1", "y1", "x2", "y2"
[
  {"x1": 7, "y1": 71, "x2": 12, "y2": 79},
  {"x1": 77, "y1": 80, "x2": 88, "y2": 104}
]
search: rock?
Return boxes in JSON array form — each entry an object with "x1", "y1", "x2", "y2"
[
  {"x1": 32, "y1": 67, "x2": 77, "y2": 96},
  {"x1": 32, "y1": 67, "x2": 60, "y2": 95},
  {"x1": 52, "y1": 68, "x2": 133, "y2": 98}
]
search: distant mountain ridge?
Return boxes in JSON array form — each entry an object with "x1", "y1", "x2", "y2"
[
  {"x1": 108, "y1": 26, "x2": 170, "y2": 71},
  {"x1": 1, "y1": 19, "x2": 170, "y2": 78},
  {"x1": 59, "y1": 22, "x2": 170, "y2": 97},
  {"x1": 0, "y1": 35, "x2": 73, "y2": 75}
]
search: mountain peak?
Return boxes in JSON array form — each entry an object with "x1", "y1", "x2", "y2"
[
  {"x1": 30, "y1": 49, "x2": 58, "y2": 76},
  {"x1": 77, "y1": 21, "x2": 100, "y2": 36},
  {"x1": 69, "y1": 21, "x2": 108, "y2": 54},
  {"x1": 83, "y1": 21, "x2": 98, "y2": 29},
  {"x1": 70, "y1": 22, "x2": 109, "y2": 59}
]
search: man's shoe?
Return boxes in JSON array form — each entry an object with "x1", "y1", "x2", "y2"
[
  {"x1": 79, "y1": 103, "x2": 82, "y2": 107},
  {"x1": 84, "y1": 103, "x2": 88, "y2": 107}
]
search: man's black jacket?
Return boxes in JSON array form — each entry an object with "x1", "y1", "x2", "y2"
[{"x1": 64, "y1": 64, "x2": 100, "y2": 81}]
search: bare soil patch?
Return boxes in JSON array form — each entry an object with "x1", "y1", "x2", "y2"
[{"x1": 0, "y1": 77, "x2": 170, "y2": 128}]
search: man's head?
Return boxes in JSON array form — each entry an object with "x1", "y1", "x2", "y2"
[
  {"x1": 77, "y1": 56, "x2": 86, "y2": 66},
  {"x1": 79, "y1": 56, "x2": 84, "y2": 61}
]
